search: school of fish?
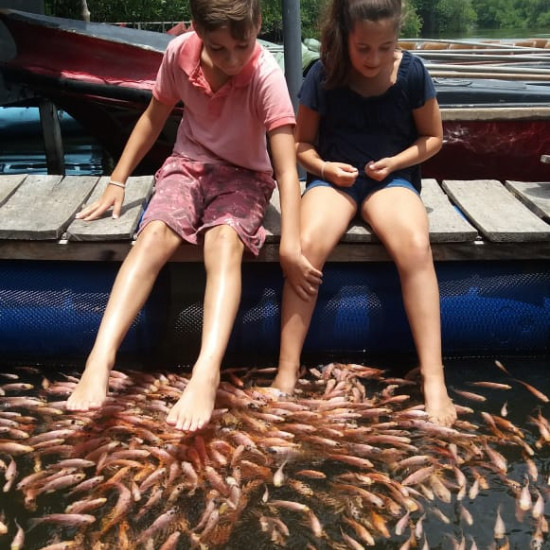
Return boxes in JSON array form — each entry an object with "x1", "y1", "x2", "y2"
[{"x1": 0, "y1": 359, "x2": 549, "y2": 549}]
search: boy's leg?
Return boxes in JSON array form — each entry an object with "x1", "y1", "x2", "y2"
[
  {"x1": 274, "y1": 187, "x2": 356, "y2": 394},
  {"x1": 167, "y1": 224, "x2": 244, "y2": 432},
  {"x1": 362, "y1": 187, "x2": 456, "y2": 426},
  {"x1": 67, "y1": 221, "x2": 182, "y2": 411}
]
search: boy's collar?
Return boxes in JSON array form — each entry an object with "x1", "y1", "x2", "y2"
[{"x1": 178, "y1": 31, "x2": 262, "y2": 87}]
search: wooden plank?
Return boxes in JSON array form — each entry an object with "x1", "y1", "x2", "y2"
[
  {"x1": 442, "y1": 179, "x2": 550, "y2": 242},
  {"x1": 505, "y1": 180, "x2": 550, "y2": 222},
  {"x1": 0, "y1": 174, "x2": 98, "y2": 239},
  {"x1": 1, "y1": 238, "x2": 549, "y2": 263},
  {"x1": 0, "y1": 174, "x2": 26, "y2": 207},
  {"x1": 421, "y1": 178, "x2": 478, "y2": 242},
  {"x1": 263, "y1": 186, "x2": 281, "y2": 243},
  {"x1": 66, "y1": 175, "x2": 155, "y2": 241}
]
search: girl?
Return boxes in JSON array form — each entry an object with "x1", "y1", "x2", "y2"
[{"x1": 273, "y1": 0, "x2": 456, "y2": 426}]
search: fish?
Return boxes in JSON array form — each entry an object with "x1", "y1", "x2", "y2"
[
  {"x1": 272, "y1": 459, "x2": 288, "y2": 487},
  {"x1": 27, "y1": 514, "x2": 96, "y2": 530},
  {"x1": 494, "y1": 505, "x2": 506, "y2": 539},
  {"x1": 9, "y1": 519, "x2": 24, "y2": 550},
  {"x1": 512, "y1": 379, "x2": 550, "y2": 403},
  {"x1": 451, "y1": 388, "x2": 487, "y2": 402},
  {"x1": 0, "y1": 442, "x2": 34, "y2": 455},
  {"x1": 136, "y1": 508, "x2": 179, "y2": 544}
]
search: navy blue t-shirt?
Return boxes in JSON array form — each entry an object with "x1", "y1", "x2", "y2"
[{"x1": 298, "y1": 50, "x2": 436, "y2": 191}]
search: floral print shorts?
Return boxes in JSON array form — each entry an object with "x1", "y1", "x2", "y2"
[{"x1": 139, "y1": 154, "x2": 276, "y2": 256}]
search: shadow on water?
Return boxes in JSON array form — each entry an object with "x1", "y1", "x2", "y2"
[{"x1": 0, "y1": 355, "x2": 549, "y2": 549}]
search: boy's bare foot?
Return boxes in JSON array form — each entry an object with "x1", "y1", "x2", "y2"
[
  {"x1": 423, "y1": 371, "x2": 457, "y2": 427},
  {"x1": 166, "y1": 367, "x2": 220, "y2": 432},
  {"x1": 271, "y1": 361, "x2": 300, "y2": 395},
  {"x1": 66, "y1": 358, "x2": 112, "y2": 412}
]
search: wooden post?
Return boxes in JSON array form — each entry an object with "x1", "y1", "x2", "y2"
[{"x1": 38, "y1": 99, "x2": 65, "y2": 175}]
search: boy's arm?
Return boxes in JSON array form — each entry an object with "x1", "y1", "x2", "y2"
[
  {"x1": 268, "y1": 124, "x2": 322, "y2": 300},
  {"x1": 76, "y1": 97, "x2": 175, "y2": 221},
  {"x1": 365, "y1": 98, "x2": 443, "y2": 182}
]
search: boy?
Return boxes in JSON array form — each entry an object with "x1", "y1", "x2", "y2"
[{"x1": 67, "y1": 0, "x2": 322, "y2": 432}]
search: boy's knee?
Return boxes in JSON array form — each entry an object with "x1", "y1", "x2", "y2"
[
  {"x1": 138, "y1": 221, "x2": 180, "y2": 250},
  {"x1": 205, "y1": 225, "x2": 244, "y2": 253}
]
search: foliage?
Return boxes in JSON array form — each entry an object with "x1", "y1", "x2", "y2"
[
  {"x1": 410, "y1": 0, "x2": 477, "y2": 35},
  {"x1": 43, "y1": 0, "x2": 550, "y2": 37},
  {"x1": 475, "y1": 0, "x2": 550, "y2": 30}
]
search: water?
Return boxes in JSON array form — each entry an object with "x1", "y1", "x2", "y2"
[
  {"x1": 0, "y1": 106, "x2": 104, "y2": 176},
  {"x1": 0, "y1": 355, "x2": 549, "y2": 549}
]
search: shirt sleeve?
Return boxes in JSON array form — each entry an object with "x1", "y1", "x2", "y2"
[
  {"x1": 297, "y1": 60, "x2": 326, "y2": 115},
  {"x1": 152, "y1": 37, "x2": 184, "y2": 106},
  {"x1": 255, "y1": 50, "x2": 296, "y2": 132},
  {"x1": 408, "y1": 54, "x2": 437, "y2": 110}
]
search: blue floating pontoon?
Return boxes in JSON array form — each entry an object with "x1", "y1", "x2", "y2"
[{"x1": 1, "y1": 260, "x2": 548, "y2": 363}]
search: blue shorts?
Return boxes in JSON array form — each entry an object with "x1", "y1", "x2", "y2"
[{"x1": 305, "y1": 175, "x2": 419, "y2": 205}]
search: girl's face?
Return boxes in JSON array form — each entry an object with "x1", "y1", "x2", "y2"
[
  {"x1": 199, "y1": 25, "x2": 259, "y2": 77},
  {"x1": 347, "y1": 17, "x2": 398, "y2": 79}
]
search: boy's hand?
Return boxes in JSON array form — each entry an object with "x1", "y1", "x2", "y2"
[
  {"x1": 324, "y1": 162, "x2": 359, "y2": 188},
  {"x1": 365, "y1": 158, "x2": 394, "y2": 181},
  {"x1": 75, "y1": 186, "x2": 125, "y2": 221},
  {"x1": 280, "y1": 252, "x2": 322, "y2": 301}
]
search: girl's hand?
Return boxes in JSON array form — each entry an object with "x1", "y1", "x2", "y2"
[
  {"x1": 75, "y1": 185, "x2": 125, "y2": 221},
  {"x1": 365, "y1": 157, "x2": 394, "y2": 182},
  {"x1": 324, "y1": 162, "x2": 359, "y2": 188}
]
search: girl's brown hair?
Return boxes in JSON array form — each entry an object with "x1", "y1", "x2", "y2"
[
  {"x1": 321, "y1": 0, "x2": 402, "y2": 88},
  {"x1": 190, "y1": 0, "x2": 261, "y2": 41}
]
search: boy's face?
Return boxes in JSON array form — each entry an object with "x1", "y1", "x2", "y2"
[{"x1": 198, "y1": 25, "x2": 259, "y2": 77}]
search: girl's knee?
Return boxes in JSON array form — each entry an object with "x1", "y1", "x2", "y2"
[
  {"x1": 392, "y1": 232, "x2": 432, "y2": 268},
  {"x1": 300, "y1": 231, "x2": 330, "y2": 267}
]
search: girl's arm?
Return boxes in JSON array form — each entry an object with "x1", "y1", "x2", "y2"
[
  {"x1": 269, "y1": 124, "x2": 322, "y2": 300},
  {"x1": 365, "y1": 97, "x2": 443, "y2": 181},
  {"x1": 295, "y1": 105, "x2": 358, "y2": 187},
  {"x1": 76, "y1": 96, "x2": 175, "y2": 221}
]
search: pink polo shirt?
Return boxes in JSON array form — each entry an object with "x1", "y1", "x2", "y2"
[{"x1": 153, "y1": 32, "x2": 296, "y2": 173}]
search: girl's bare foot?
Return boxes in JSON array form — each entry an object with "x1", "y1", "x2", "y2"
[
  {"x1": 166, "y1": 366, "x2": 220, "y2": 432},
  {"x1": 66, "y1": 356, "x2": 112, "y2": 412},
  {"x1": 271, "y1": 360, "x2": 300, "y2": 394},
  {"x1": 423, "y1": 370, "x2": 457, "y2": 427}
]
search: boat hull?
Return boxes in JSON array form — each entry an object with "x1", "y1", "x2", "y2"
[{"x1": 2, "y1": 9, "x2": 550, "y2": 180}]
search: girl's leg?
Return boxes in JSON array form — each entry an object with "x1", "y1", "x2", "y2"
[
  {"x1": 67, "y1": 221, "x2": 183, "y2": 411},
  {"x1": 167, "y1": 224, "x2": 245, "y2": 431},
  {"x1": 274, "y1": 187, "x2": 356, "y2": 393},
  {"x1": 361, "y1": 187, "x2": 456, "y2": 426}
]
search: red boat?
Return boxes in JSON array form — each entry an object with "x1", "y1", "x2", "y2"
[{"x1": 1, "y1": 8, "x2": 550, "y2": 179}]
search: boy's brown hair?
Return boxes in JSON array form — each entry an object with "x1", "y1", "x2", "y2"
[{"x1": 190, "y1": 0, "x2": 261, "y2": 40}]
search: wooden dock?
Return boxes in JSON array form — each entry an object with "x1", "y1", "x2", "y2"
[{"x1": 0, "y1": 173, "x2": 549, "y2": 263}]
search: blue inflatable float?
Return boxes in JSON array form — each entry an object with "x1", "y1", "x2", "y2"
[{"x1": 2, "y1": 260, "x2": 546, "y2": 363}]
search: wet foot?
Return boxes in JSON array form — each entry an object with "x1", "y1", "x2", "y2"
[
  {"x1": 271, "y1": 362, "x2": 300, "y2": 394},
  {"x1": 166, "y1": 367, "x2": 220, "y2": 432},
  {"x1": 66, "y1": 357, "x2": 112, "y2": 412},
  {"x1": 423, "y1": 371, "x2": 457, "y2": 427}
]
